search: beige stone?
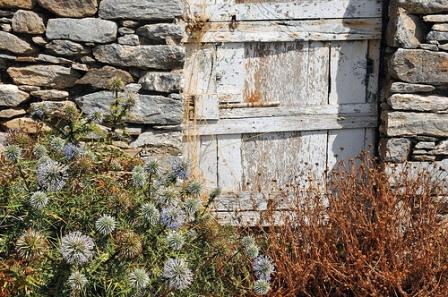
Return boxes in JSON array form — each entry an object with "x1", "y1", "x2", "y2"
[
  {"x1": 76, "y1": 66, "x2": 133, "y2": 90},
  {"x1": 0, "y1": 108, "x2": 26, "y2": 119},
  {"x1": 0, "y1": 0, "x2": 34, "y2": 9},
  {"x1": 2, "y1": 117, "x2": 50, "y2": 133},
  {"x1": 0, "y1": 31, "x2": 35, "y2": 54},
  {"x1": 12, "y1": 10, "x2": 45, "y2": 34},
  {"x1": 382, "y1": 111, "x2": 448, "y2": 137},
  {"x1": 388, "y1": 94, "x2": 448, "y2": 112},
  {"x1": 37, "y1": 0, "x2": 97, "y2": 17},
  {"x1": 7, "y1": 65, "x2": 81, "y2": 89}
]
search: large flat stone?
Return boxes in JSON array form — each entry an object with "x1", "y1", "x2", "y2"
[
  {"x1": 76, "y1": 66, "x2": 133, "y2": 90},
  {"x1": 399, "y1": 0, "x2": 448, "y2": 14},
  {"x1": 136, "y1": 24, "x2": 184, "y2": 43},
  {"x1": 30, "y1": 89, "x2": 69, "y2": 100},
  {"x1": 138, "y1": 72, "x2": 182, "y2": 93},
  {"x1": 379, "y1": 138, "x2": 411, "y2": 163},
  {"x1": 45, "y1": 40, "x2": 89, "y2": 57},
  {"x1": 30, "y1": 100, "x2": 77, "y2": 118},
  {"x1": 46, "y1": 18, "x2": 117, "y2": 43},
  {"x1": 99, "y1": 0, "x2": 182, "y2": 21},
  {"x1": 427, "y1": 30, "x2": 448, "y2": 42},
  {"x1": 37, "y1": 0, "x2": 97, "y2": 17},
  {"x1": 388, "y1": 94, "x2": 448, "y2": 112},
  {"x1": 390, "y1": 49, "x2": 448, "y2": 85},
  {"x1": 93, "y1": 44, "x2": 184, "y2": 70},
  {"x1": 0, "y1": 84, "x2": 29, "y2": 107},
  {"x1": 0, "y1": 108, "x2": 26, "y2": 119},
  {"x1": 423, "y1": 15, "x2": 448, "y2": 23},
  {"x1": 130, "y1": 130, "x2": 182, "y2": 155},
  {"x1": 2, "y1": 117, "x2": 50, "y2": 133},
  {"x1": 0, "y1": 31, "x2": 35, "y2": 54},
  {"x1": 74, "y1": 91, "x2": 182, "y2": 125},
  {"x1": 382, "y1": 111, "x2": 448, "y2": 137},
  {"x1": 0, "y1": 0, "x2": 34, "y2": 9},
  {"x1": 7, "y1": 65, "x2": 81, "y2": 89},
  {"x1": 390, "y1": 82, "x2": 436, "y2": 93},
  {"x1": 12, "y1": 10, "x2": 45, "y2": 34}
]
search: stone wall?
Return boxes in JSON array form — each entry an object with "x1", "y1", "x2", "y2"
[
  {"x1": 0, "y1": 0, "x2": 185, "y2": 159},
  {"x1": 381, "y1": 0, "x2": 448, "y2": 174}
]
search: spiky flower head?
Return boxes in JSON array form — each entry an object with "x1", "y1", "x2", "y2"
[
  {"x1": 140, "y1": 203, "x2": 159, "y2": 226},
  {"x1": 156, "y1": 187, "x2": 179, "y2": 207},
  {"x1": 185, "y1": 180, "x2": 202, "y2": 197},
  {"x1": 132, "y1": 166, "x2": 147, "y2": 189},
  {"x1": 115, "y1": 231, "x2": 142, "y2": 260},
  {"x1": 95, "y1": 215, "x2": 116, "y2": 236},
  {"x1": 253, "y1": 279, "x2": 271, "y2": 295},
  {"x1": 245, "y1": 244, "x2": 260, "y2": 259},
  {"x1": 144, "y1": 159, "x2": 159, "y2": 176},
  {"x1": 166, "y1": 160, "x2": 188, "y2": 183},
  {"x1": 4, "y1": 145, "x2": 21, "y2": 163},
  {"x1": 166, "y1": 230, "x2": 185, "y2": 251},
  {"x1": 68, "y1": 271, "x2": 88, "y2": 293},
  {"x1": 16, "y1": 229, "x2": 48, "y2": 260},
  {"x1": 184, "y1": 198, "x2": 201, "y2": 222},
  {"x1": 31, "y1": 104, "x2": 46, "y2": 120},
  {"x1": 30, "y1": 191, "x2": 49, "y2": 210},
  {"x1": 33, "y1": 144, "x2": 48, "y2": 159},
  {"x1": 160, "y1": 205, "x2": 186, "y2": 230},
  {"x1": 241, "y1": 236, "x2": 257, "y2": 249},
  {"x1": 162, "y1": 258, "x2": 193, "y2": 290},
  {"x1": 49, "y1": 136, "x2": 66, "y2": 152},
  {"x1": 37, "y1": 158, "x2": 68, "y2": 192},
  {"x1": 60, "y1": 231, "x2": 95, "y2": 265},
  {"x1": 64, "y1": 143, "x2": 82, "y2": 161},
  {"x1": 129, "y1": 268, "x2": 150, "y2": 291},
  {"x1": 252, "y1": 256, "x2": 275, "y2": 281}
]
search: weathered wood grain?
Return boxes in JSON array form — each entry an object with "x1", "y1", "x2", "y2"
[{"x1": 217, "y1": 134, "x2": 243, "y2": 192}]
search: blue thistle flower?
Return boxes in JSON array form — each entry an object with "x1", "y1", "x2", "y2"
[
  {"x1": 64, "y1": 143, "x2": 81, "y2": 160},
  {"x1": 162, "y1": 258, "x2": 193, "y2": 290},
  {"x1": 140, "y1": 203, "x2": 159, "y2": 226},
  {"x1": 33, "y1": 144, "x2": 48, "y2": 159},
  {"x1": 132, "y1": 166, "x2": 147, "y2": 189},
  {"x1": 95, "y1": 215, "x2": 116, "y2": 235},
  {"x1": 252, "y1": 256, "x2": 275, "y2": 281},
  {"x1": 160, "y1": 205, "x2": 186, "y2": 230},
  {"x1": 253, "y1": 279, "x2": 271, "y2": 295},
  {"x1": 31, "y1": 104, "x2": 45, "y2": 120},
  {"x1": 4, "y1": 145, "x2": 21, "y2": 163},
  {"x1": 166, "y1": 230, "x2": 185, "y2": 251},
  {"x1": 171, "y1": 160, "x2": 188, "y2": 180},
  {"x1": 129, "y1": 268, "x2": 150, "y2": 291},
  {"x1": 68, "y1": 271, "x2": 88, "y2": 292},
  {"x1": 37, "y1": 158, "x2": 68, "y2": 192},
  {"x1": 49, "y1": 136, "x2": 65, "y2": 153},
  {"x1": 60, "y1": 231, "x2": 95, "y2": 265},
  {"x1": 30, "y1": 191, "x2": 49, "y2": 210}
]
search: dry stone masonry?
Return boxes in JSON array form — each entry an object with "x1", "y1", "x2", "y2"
[{"x1": 0, "y1": 0, "x2": 185, "y2": 158}]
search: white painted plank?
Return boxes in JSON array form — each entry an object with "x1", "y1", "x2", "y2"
[
  {"x1": 307, "y1": 42, "x2": 330, "y2": 106},
  {"x1": 327, "y1": 128, "x2": 367, "y2": 172},
  {"x1": 199, "y1": 135, "x2": 218, "y2": 189},
  {"x1": 329, "y1": 40, "x2": 369, "y2": 105},
  {"x1": 187, "y1": 115, "x2": 378, "y2": 136},
  {"x1": 185, "y1": 19, "x2": 382, "y2": 43},
  {"x1": 217, "y1": 134, "x2": 242, "y2": 192},
  {"x1": 215, "y1": 43, "x2": 245, "y2": 103},
  {"x1": 197, "y1": 0, "x2": 383, "y2": 22}
]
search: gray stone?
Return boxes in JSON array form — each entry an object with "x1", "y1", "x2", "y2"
[
  {"x1": 18, "y1": 85, "x2": 39, "y2": 92},
  {"x1": 130, "y1": 130, "x2": 182, "y2": 154},
  {"x1": 0, "y1": 10, "x2": 13, "y2": 17},
  {"x1": 124, "y1": 83, "x2": 141, "y2": 93},
  {"x1": 118, "y1": 34, "x2": 140, "y2": 46},
  {"x1": 419, "y1": 43, "x2": 438, "y2": 51},
  {"x1": 45, "y1": 40, "x2": 89, "y2": 57},
  {"x1": 427, "y1": 30, "x2": 448, "y2": 42},
  {"x1": 139, "y1": 71, "x2": 182, "y2": 93},
  {"x1": 0, "y1": 31, "x2": 35, "y2": 54},
  {"x1": 390, "y1": 49, "x2": 448, "y2": 85},
  {"x1": 72, "y1": 63, "x2": 88, "y2": 72},
  {"x1": 424, "y1": 15, "x2": 448, "y2": 23},
  {"x1": 0, "y1": 84, "x2": 29, "y2": 106},
  {"x1": 0, "y1": 108, "x2": 25, "y2": 119},
  {"x1": 388, "y1": 94, "x2": 448, "y2": 112},
  {"x1": 32, "y1": 36, "x2": 47, "y2": 45},
  {"x1": 399, "y1": 0, "x2": 448, "y2": 14},
  {"x1": 414, "y1": 149, "x2": 430, "y2": 155},
  {"x1": 387, "y1": 8, "x2": 425, "y2": 48},
  {"x1": 379, "y1": 138, "x2": 411, "y2": 163},
  {"x1": 415, "y1": 142, "x2": 436, "y2": 149},
  {"x1": 99, "y1": 0, "x2": 182, "y2": 21},
  {"x1": 122, "y1": 20, "x2": 139, "y2": 28},
  {"x1": 76, "y1": 66, "x2": 134, "y2": 90},
  {"x1": 7, "y1": 65, "x2": 81, "y2": 89},
  {"x1": 390, "y1": 82, "x2": 436, "y2": 93},
  {"x1": 431, "y1": 140, "x2": 448, "y2": 155},
  {"x1": 136, "y1": 23, "x2": 184, "y2": 43},
  {"x1": 37, "y1": 0, "x2": 97, "y2": 17},
  {"x1": 74, "y1": 91, "x2": 182, "y2": 125},
  {"x1": 440, "y1": 44, "x2": 448, "y2": 51},
  {"x1": 93, "y1": 44, "x2": 184, "y2": 70},
  {"x1": 433, "y1": 23, "x2": 448, "y2": 31},
  {"x1": 1, "y1": 23, "x2": 11, "y2": 32},
  {"x1": 0, "y1": 0, "x2": 34, "y2": 9},
  {"x1": 30, "y1": 89, "x2": 69, "y2": 100},
  {"x1": 12, "y1": 10, "x2": 44, "y2": 34},
  {"x1": 382, "y1": 111, "x2": 448, "y2": 137},
  {"x1": 46, "y1": 18, "x2": 117, "y2": 44},
  {"x1": 36, "y1": 54, "x2": 72, "y2": 65},
  {"x1": 80, "y1": 56, "x2": 96, "y2": 64},
  {"x1": 412, "y1": 155, "x2": 436, "y2": 161},
  {"x1": 0, "y1": 17, "x2": 10, "y2": 23},
  {"x1": 118, "y1": 27, "x2": 134, "y2": 35}
]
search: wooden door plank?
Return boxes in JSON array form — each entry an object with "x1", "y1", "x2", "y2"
[
  {"x1": 329, "y1": 41, "x2": 369, "y2": 105},
  {"x1": 307, "y1": 42, "x2": 330, "y2": 106},
  {"x1": 196, "y1": 0, "x2": 383, "y2": 22},
  {"x1": 199, "y1": 135, "x2": 218, "y2": 189},
  {"x1": 185, "y1": 19, "x2": 382, "y2": 43},
  {"x1": 327, "y1": 128, "x2": 367, "y2": 172},
  {"x1": 217, "y1": 134, "x2": 243, "y2": 192},
  {"x1": 367, "y1": 40, "x2": 381, "y2": 103},
  {"x1": 216, "y1": 44, "x2": 245, "y2": 103}
]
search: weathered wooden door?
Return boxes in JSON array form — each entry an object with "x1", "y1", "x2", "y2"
[{"x1": 184, "y1": 0, "x2": 382, "y2": 222}]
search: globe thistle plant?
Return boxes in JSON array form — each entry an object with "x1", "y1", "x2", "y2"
[
  {"x1": 64, "y1": 143, "x2": 81, "y2": 161},
  {"x1": 68, "y1": 271, "x2": 88, "y2": 293},
  {"x1": 184, "y1": 198, "x2": 201, "y2": 222},
  {"x1": 253, "y1": 279, "x2": 271, "y2": 295},
  {"x1": 129, "y1": 268, "x2": 150, "y2": 291},
  {"x1": 33, "y1": 144, "x2": 48, "y2": 159},
  {"x1": 132, "y1": 166, "x2": 147, "y2": 189},
  {"x1": 144, "y1": 159, "x2": 159, "y2": 176},
  {"x1": 160, "y1": 205, "x2": 186, "y2": 230},
  {"x1": 241, "y1": 236, "x2": 257, "y2": 249},
  {"x1": 49, "y1": 136, "x2": 66, "y2": 153},
  {"x1": 115, "y1": 231, "x2": 143, "y2": 260},
  {"x1": 29, "y1": 191, "x2": 49, "y2": 210},
  {"x1": 185, "y1": 180, "x2": 202, "y2": 197},
  {"x1": 4, "y1": 145, "x2": 21, "y2": 163},
  {"x1": 60, "y1": 231, "x2": 95, "y2": 265},
  {"x1": 31, "y1": 104, "x2": 46, "y2": 120},
  {"x1": 16, "y1": 229, "x2": 48, "y2": 260},
  {"x1": 95, "y1": 215, "x2": 116, "y2": 235},
  {"x1": 252, "y1": 255, "x2": 275, "y2": 281},
  {"x1": 166, "y1": 230, "x2": 185, "y2": 251},
  {"x1": 241, "y1": 236, "x2": 259, "y2": 258},
  {"x1": 37, "y1": 158, "x2": 68, "y2": 192},
  {"x1": 162, "y1": 258, "x2": 193, "y2": 290},
  {"x1": 140, "y1": 203, "x2": 159, "y2": 226}
]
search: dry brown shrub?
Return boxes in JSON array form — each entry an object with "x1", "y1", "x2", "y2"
[{"x1": 259, "y1": 156, "x2": 448, "y2": 297}]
